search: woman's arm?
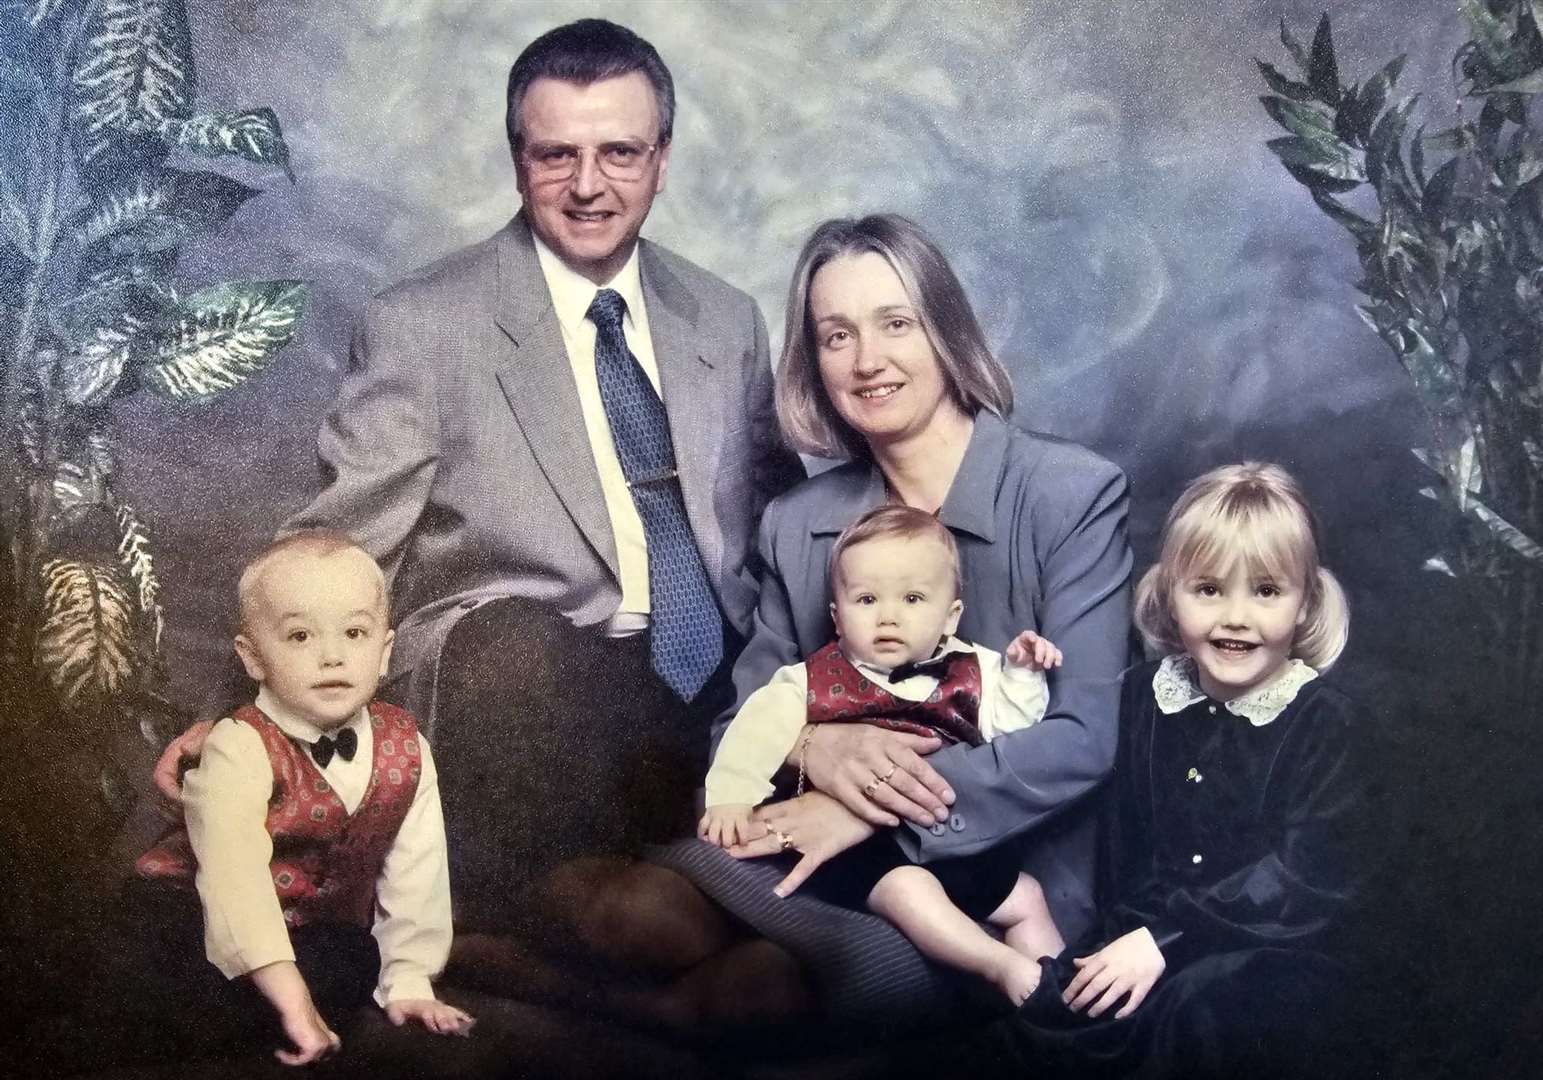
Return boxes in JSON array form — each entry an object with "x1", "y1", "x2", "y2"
[{"x1": 897, "y1": 459, "x2": 1133, "y2": 862}]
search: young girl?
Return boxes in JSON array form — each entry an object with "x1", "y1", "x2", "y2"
[{"x1": 1010, "y1": 462, "x2": 1367, "y2": 1079}]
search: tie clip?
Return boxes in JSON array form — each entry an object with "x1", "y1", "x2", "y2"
[{"x1": 627, "y1": 467, "x2": 678, "y2": 488}]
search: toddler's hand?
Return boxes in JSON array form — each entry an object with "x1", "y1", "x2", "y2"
[
  {"x1": 274, "y1": 999, "x2": 340, "y2": 1066},
  {"x1": 385, "y1": 998, "x2": 476, "y2": 1037},
  {"x1": 698, "y1": 804, "x2": 759, "y2": 848},
  {"x1": 1006, "y1": 630, "x2": 1063, "y2": 672}
]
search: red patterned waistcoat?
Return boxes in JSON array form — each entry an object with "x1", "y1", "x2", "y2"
[
  {"x1": 804, "y1": 641, "x2": 987, "y2": 746},
  {"x1": 137, "y1": 701, "x2": 423, "y2": 928}
]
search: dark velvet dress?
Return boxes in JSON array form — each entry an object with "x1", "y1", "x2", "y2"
[{"x1": 1008, "y1": 657, "x2": 1369, "y2": 1079}]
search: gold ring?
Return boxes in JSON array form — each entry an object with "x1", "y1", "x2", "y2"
[
  {"x1": 879, "y1": 764, "x2": 898, "y2": 784},
  {"x1": 776, "y1": 829, "x2": 794, "y2": 852},
  {"x1": 862, "y1": 780, "x2": 880, "y2": 798}
]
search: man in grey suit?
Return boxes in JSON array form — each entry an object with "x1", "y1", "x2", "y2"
[{"x1": 159, "y1": 19, "x2": 802, "y2": 935}]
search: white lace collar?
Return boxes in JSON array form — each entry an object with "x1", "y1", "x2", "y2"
[{"x1": 1151, "y1": 654, "x2": 1318, "y2": 727}]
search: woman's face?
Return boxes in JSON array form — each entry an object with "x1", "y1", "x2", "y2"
[{"x1": 809, "y1": 252, "x2": 962, "y2": 449}]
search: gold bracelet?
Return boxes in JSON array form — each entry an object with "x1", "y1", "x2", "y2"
[{"x1": 795, "y1": 726, "x2": 815, "y2": 796}]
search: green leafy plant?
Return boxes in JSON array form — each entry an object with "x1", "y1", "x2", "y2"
[
  {"x1": 1261, "y1": 4, "x2": 1543, "y2": 689},
  {"x1": 1, "y1": 1, "x2": 305, "y2": 763}
]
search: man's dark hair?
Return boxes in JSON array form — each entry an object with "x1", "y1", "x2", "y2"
[{"x1": 505, "y1": 18, "x2": 675, "y2": 156}]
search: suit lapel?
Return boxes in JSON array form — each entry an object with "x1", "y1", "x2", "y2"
[
  {"x1": 640, "y1": 241, "x2": 728, "y2": 582},
  {"x1": 491, "y1": 218, "x2": 620, "y2": 581}
]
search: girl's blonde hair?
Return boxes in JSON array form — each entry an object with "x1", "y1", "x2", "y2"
[{"x1": 1133, "y1": 462, "x2": 1349, "y2": 670}]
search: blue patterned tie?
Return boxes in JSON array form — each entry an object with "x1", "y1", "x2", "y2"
[{"x1": 587, "y1": 289, "x2": 723, "y2": 701}]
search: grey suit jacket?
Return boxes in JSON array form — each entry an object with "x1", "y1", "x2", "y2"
[
  {"x1": 289, "y1": 215, "x2": 802, "y2": 729},
  {"x1": 717, "y1": 412, "x2": 1133, "y2": 940}
]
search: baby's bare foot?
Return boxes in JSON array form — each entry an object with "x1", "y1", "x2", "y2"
[{"x1": 992, "y1": 950, "x2": 1043, "y2": 1006}]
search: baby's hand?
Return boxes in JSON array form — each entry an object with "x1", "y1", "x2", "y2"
[
  {"x1": 1006, "y1": 630, "x2": 1064, "y2": 672},
  {"x1": 698, "y1": 804, "x2": 760, "y2": 848},
  {"x1": 385, "y1": 998, "x2": 476, "y2": 1037}
]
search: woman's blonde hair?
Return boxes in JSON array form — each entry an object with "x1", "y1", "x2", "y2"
[
  {"x1": 775, "y1": 214, "x2": 1015, "y2": 459},
  {"x1": 1133, "y1": 462, "x2": 1349, "y2": 670}
]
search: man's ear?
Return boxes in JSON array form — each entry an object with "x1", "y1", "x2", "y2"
[
  {"x1": 378, "y1": 628, "x2": 396, "y2": 680},
  {"x1": 654, "y1": 139, "x2": 671, "y2": 195},
  {"x1": 233, "y1": 635, "x2": 265, "y2": 682},
  {"x1": 943, "y1": 598, "x2": 963, "y2": 638}
]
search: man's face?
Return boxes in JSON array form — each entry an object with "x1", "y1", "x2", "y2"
[{"x1": 515, "y1": 72, "x2": 671, "y2": 285}]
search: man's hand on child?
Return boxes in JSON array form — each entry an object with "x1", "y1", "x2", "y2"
[
  {"x1": 385, "y1": 998, "x2": 476, "y2": 1037},
  {"x1": 151, "y1": 719, "x2": 214, "y2": 812},
  {"x1": 1063, "y1": 926, "x2": 1165, "y2": 1019},
  {"x1": 1005, "y1": 630, "x2": 1063, "y2": 672},
  {"x1": 698, "y1": 804, "x2": 762, "y2": 848}
]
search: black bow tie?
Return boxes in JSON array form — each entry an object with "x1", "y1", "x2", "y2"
[
  {"x1": 310, "y1": 727, "x2": 358, "y2": 768},
  {"x1": 888, "y1": 650, "x2": 965, "y2": 684}
]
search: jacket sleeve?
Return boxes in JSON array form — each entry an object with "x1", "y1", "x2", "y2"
[
  {"x1": 711, "y1": 496, "x2": 805, "y2": 758},
  {"x1": 283, "y1": 293, "x2": 439, "y2": 587},
  {"x1": 897, "y1": 460, "x2": 1132, "y2": 860}
]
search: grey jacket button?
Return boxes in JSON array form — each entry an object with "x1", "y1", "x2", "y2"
[
  {"x1": 929, "y1": 822, "x2": 947, "y2": 837},
  {"x1": 948, "y1": 814, "x2": 966, "y2": 832}
]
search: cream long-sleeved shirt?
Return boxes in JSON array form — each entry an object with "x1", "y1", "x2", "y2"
[
  {"x1": 182, "y1": 686, "x2": 452, "y2": 1006},
  {"x1": 705, "y1": 637, "x2": 1049, "y2": 808}
]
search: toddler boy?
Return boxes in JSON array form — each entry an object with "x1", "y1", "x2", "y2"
[{"x1": 137, "y1": 530, "x2": 472, "y2": 1064}]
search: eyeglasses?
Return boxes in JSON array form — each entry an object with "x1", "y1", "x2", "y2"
[{"x1": 520, "y1": 140, "x2": 660, "y2": 183}]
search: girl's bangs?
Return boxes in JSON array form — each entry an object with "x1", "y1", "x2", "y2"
[{"x1": 1170, "y1": 501, "x2": 1313, "y2": 585}]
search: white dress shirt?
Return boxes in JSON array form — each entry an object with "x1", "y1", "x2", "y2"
[
  {"x1": 705, "y1": 637, "x2": 1050, "y2": 808},
  {"x1": 182, "y1": 686, "x2": 452, "y2": 1006},
  {"x1": 532, "y1": 234, "x2": 659, "y2": 629}
]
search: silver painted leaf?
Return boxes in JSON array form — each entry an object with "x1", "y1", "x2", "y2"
[
  {"x1": 116, "y1": 502, "x2": 163, "y2": 653},
  {"x1": 74, "y1": 169, "x2": 257, "y2": 255},
  {"x1": 1523, "y1": 439, "x2": 1543, "y2": 470},
  {"x1": 1422, "y1": 556, "x2": 1457, "y2": 577},
  {"x1": 144, "y1": 280, "x2": 307, "y2": 401},
  {"x1": 62, "y1": 310, "x2": 145, "y2": 406},
  {"x1": 1481, "y1": 70, "x2": 1543, "y2": 94},
  {"x1": 52, "y1": 460, "x2": 95, "y2": 509},
  {"x1": 34, "y1": 558, "x2": 140, "y2": 707},
  {"x1": 161, "y1": 108, "x2": 294, "y2": 180},
  {"x1": 72, "y1": 0, "x2": 194, "y2": 167},
  {"x1": 11, "y1": 0, "x2": 67, "y2": 28},
  {"x1": 1463, "y1": 495, "x2": 1543, "y2": 561}
]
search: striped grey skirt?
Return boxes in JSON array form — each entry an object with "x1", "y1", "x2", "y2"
[{"x1": 648, "y1": 837, "x2": 990, "y2": 1024}]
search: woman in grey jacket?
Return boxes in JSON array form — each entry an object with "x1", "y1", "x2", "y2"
[{"x1": 612, "y1": 214, "x2": 1134, "y2": 1027}]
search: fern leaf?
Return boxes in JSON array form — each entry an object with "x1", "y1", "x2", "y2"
[
  {"x1": 72, "y1": 0, "x2": 195, "y2": 167},
  {"x1": 35, "y1": 559, "x2": 141, "y2": 708},
  {"x1": 144, "y1": 280, "x2": 307, "y2": 401}
]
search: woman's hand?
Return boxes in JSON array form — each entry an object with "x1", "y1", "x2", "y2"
[
  {"x1": 1062, "y1": 927, "x2": 1166, "y2": 1019},
  {"x1": 800, "y1": 724, "x2": 953, "y2": 828},
  {"x1": 726, "y1": 791, "x2": 876, "y2": 898}
]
